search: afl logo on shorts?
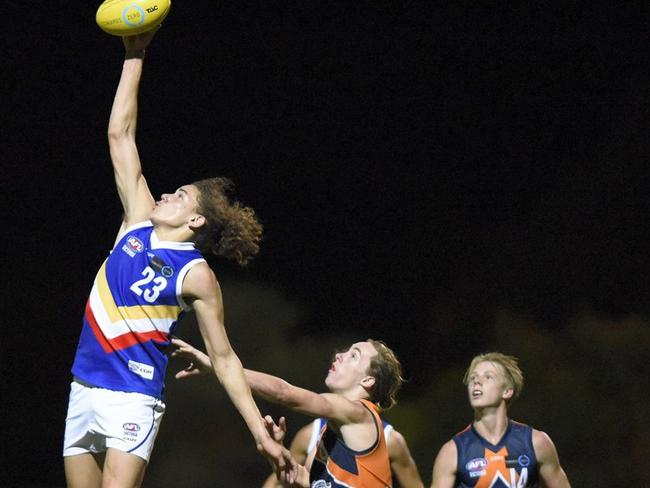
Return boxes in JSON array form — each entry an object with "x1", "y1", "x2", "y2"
[{"x1": 123, "y1": 423, "x2": 141, "y2": 432}]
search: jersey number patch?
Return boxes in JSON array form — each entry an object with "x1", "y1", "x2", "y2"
[{"x1": 130, "y1": 266, "x2": 168, "y2": 303}]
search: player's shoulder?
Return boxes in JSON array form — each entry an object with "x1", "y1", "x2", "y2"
[
  {"x1": 113, "y1": 220, "x2": 153, "y2": 247},
  {"x1": 452, "y1": 423, "x2": 473, "y2": 440},
  {"x1": 319, "y1": 393, "x2": 370, "y2": 424},
  {"x1": 434, "y1": 438, "x2": 458, "y2": 467},
  {"x1": 510, "y1": 419, "x2": 532, "y2": 431},
  {"x1": 183, "y1": 261, "x2": 221, "y2": 298},
  {"x1": 531, "y1": 428, "x2": 556, "y2": 457}
]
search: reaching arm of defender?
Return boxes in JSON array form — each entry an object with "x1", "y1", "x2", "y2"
[
  {"x1": 430, "y1": 440, "x2": 457, "y2": 488},
  {"x1": 171, "y1": 336, "x2": 213, "y2": 376},
  {"x1": 243, "y1": 369, "x2": 369, "y2": 425},
  {"x1": 108, "y1": 32, "x2": 157, "y2": 235},
  {"x1": 533, "y1": 430, "x2": 571, "y2": 488},
  {"x1": 387, "y1": 430, "x2": 424, "y2": 488},
  {"x1": 171, "y1": 336, "x2": 369, "y2": 424},
  {"x1": 181, "y1": 263, "x2": 295, "y2": 476}
]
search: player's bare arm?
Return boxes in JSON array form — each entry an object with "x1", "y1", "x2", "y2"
[
  {"x1": 182, "y1": 264, "x2": 265, "y2": 437},
  {"x1": 243, "y1": 369, "x2": 370, "y2": 426},
  {"x1": 172, "y1": 339, "x2": 372, "y2": 426},
  {"x1": 388, "y1": 430, "x2": 424, "y2": 488},
  {"x1": 532, "y1": 430, "x2": 571, "y2": 488},
  {"x1": 181, "y1": 263, "x2": 294, "y2": 471},
  {"x1": 108, "y1": 32, "x2": 158, "y2": 233},
  {"x1": 430, "y1": 439, "x2": 457, "y2": 488},
  {"x1": 287, "y1": 423, "x2": 313, "y2": 464}
]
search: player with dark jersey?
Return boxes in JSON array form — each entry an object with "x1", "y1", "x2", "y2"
[
  {"x1": 261, "y1": 416, "x2": 423, "y2": 488},
  {"x1": 310, "y1": 399, "x2": 391, "y2": 487},
  {"x1": 430, "y1": 353, "x2": 570, "y2": 488},
  {"x1": 452, "y1": 420, "x2": 538, "y2": 487},
  {"x1": 171, "y1": 337, "x2": 405, "y2": 487}
]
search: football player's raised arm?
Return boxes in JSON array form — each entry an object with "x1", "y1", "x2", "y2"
[
  {"x1": 107, "y1": 32, "x2": 158, "y2": 234},
  {"x1": 181, "y1": 264, "x2": 294, "y2": 474}
]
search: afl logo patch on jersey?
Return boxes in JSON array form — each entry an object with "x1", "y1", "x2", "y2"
[
  {"x1": 466, "y1": 457, "x2": 488, "y2": 478},
  {"x1": 122, "y1": 235, "x2": 145, "y2": 257}
]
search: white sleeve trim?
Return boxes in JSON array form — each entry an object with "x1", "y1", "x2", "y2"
[
  {"x1": 176, "y1": 258, "x2": 207, "y2": 311},
  {"x1": 383, "y1": 423, "x2": 393, "y2": 441},
  {"x1": 307, "y1": 418, "x2": 325, "y2": 454}
]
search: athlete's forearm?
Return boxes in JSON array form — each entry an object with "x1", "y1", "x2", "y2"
[
  {"x1": 211, "y1": 352, "x2": 268, "y2": 443},
  {"x1": 108, "y1": 58, "x2": 142, "y2": 142},
  {"x1": 244, "y1": 369, "x2": 294, "y2": 405}
]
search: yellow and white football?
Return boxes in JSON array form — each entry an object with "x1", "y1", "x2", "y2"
[{"x1": 96, "y1": 0, "x2": 171, "y2": 36}]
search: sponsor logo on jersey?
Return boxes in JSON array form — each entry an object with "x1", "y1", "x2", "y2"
[
  {"x1": 148, "y1": 253, "x2": 175, "y2": 277},
  {"x1": 506, "y1": 454, "x2": 531, "y2": 469},
  {"x1": 128, "y1": 359, "x2": 154, "y2": 380},
  {"x1": 123, "y1": 423, "x2": 141, "y2": 432},
  {"x1": 122, "y1": 236, "x2": 145, "y2": 257}
]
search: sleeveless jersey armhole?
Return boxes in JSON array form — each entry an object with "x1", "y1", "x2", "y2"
[{"x1": 176, "y1": 258, "x2": 207, "y2": 311}]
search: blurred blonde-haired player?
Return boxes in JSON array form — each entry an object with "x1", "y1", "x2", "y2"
[{"x1": 430, "y1": 352, "x2": 570, "y2": 488}]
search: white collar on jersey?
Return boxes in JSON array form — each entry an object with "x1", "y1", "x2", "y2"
[{"x1": 149, "y1": 227, "x2": 197, "y2": 251}]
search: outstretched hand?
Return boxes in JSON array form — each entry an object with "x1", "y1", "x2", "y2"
[
  {"x1": 170, "y1": 337, "x2": 212, "y2": 378},
  {"x1": 256, "y1": 431, "x2": 299, "y2": 486},
  {"x1": 261, "y1": 416, "x2": 310, "y2": 486},
  {"x1": 263, "y1": 415, "x2": 287, "y2": 444},
  {"x1": 122, "y1": 27, "x2": 160, "y2": 57}
]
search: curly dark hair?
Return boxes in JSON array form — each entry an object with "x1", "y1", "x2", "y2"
[
  {"x1": 366, "y1": 339, "x2": 405, "y2": 410},
  {"x1": 191, "y1": 177, "x2": 263, "y2": 266}
]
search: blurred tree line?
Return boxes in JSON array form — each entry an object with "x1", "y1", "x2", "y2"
[{"x1": 145, "y1": 276, "x2": 650, "y2": 487}]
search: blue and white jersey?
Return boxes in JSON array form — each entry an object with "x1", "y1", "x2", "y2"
[{"x1": 71, "y1": 221, "x2": 205, "y2": 399}]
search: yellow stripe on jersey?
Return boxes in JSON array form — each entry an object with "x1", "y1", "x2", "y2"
[{"x1": 95, "y1": 261, "x2": 181, "y2": 323}]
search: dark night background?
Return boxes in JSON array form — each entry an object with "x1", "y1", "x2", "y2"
[{"x1": 4, "y1": 2, "x2": 650, "y2": 486}]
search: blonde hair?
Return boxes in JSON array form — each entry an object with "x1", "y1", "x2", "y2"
[{"x1": 463, "y1": 352, "x2": 524, "y2": 403}]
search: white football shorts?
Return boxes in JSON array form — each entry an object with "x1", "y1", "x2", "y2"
[{"x1": 63, "y1": 380, "x2": 165, "y2": 462}]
